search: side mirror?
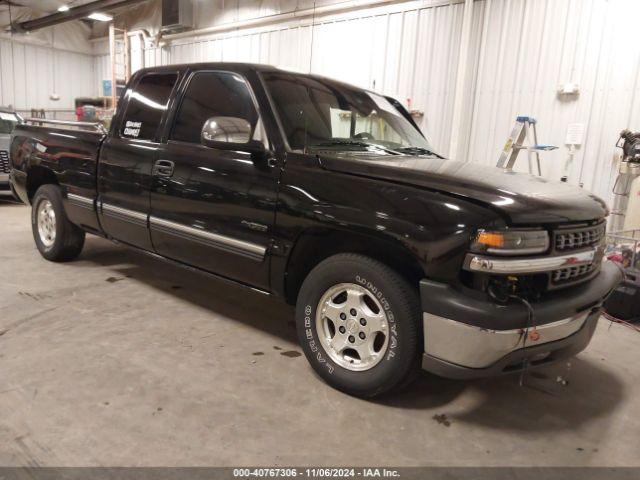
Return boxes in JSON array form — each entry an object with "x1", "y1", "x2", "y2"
[{"x1": 201, "y1": 116, "x2": 265, "y2": 155}]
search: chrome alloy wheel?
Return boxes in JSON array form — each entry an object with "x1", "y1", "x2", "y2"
[
  {"x1": 37, "y1": 199, "x2": 57, "y2": 248},
  {"x1": 316, "y1": 283, "x2": 390, "y2": 371}
]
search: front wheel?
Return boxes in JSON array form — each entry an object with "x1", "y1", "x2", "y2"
[
  {"x1": 295, "y1": 253, "x2": 421, "y2": 397},
  {"x1": 32, "y1": 185, "x2": 85, "y2": 262}
]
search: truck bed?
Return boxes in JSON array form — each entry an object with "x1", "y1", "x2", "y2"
[{"x1": 11, "y1": 122, "x2": 106, "y2": 232}]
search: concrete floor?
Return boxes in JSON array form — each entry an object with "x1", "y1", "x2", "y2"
[{"x1": 1, "y1": 195, "x2": 639, "y2": 467}]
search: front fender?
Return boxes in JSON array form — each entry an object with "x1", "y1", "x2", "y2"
[{"x1": 271, "y1": 154, "x2": 503, "y2": 294}]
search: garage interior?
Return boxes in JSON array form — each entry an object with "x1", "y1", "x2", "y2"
[{"x1": 1, "y1": 0, "x2": 640, "y2": 470}]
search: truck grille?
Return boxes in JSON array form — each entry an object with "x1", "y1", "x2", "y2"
[
  {"x1": 554, "y1": 222, "x2": 605, "y2": 252},
  {"x1": 0, "y1": 150, "x2": 9, "y2": 173},
  {"x1": 551, "y1": 262, "x2": 598, "y2": 284}
]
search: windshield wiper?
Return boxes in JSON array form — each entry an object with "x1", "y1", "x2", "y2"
[
  {"x1": 310, "y1": 140, "x2": 399, "y2": 155},
  {"x1": 395, "y1": 146, "x2": 443, "y2": 158}
]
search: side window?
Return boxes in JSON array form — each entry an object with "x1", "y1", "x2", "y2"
[
  {"x1": 120, "y1": 72, "x2": 178, "y2": 141},
  {"x1": 170, "y1": 71, "x2": 259, "y2": 144}
]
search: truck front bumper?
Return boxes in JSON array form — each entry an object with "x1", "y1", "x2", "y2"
[{"x1": 420, "y1": 260, "x2": 623, "y2": 379}]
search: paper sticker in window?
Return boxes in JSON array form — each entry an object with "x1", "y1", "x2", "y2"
[{"x1": 123, "y1": 120, "x2": 142, "y2": 138}]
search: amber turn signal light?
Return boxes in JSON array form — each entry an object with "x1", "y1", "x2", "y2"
[{"x1": 475, "y1": 232, "x2": 505, "y2": 249}]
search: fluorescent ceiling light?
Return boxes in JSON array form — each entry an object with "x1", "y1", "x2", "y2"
[
  {"x1": 57, "y1": 5, "x2": 70, "y2": 12},
  {"x1": 87, "y1": 12, "x2": 112, "y2": 21}
]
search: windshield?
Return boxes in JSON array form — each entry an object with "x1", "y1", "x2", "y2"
[
  {"x1": 262, "y1": 72, "x2": 435, "y2": 155},
  {"x1": 0, "y1": 112, "x2": 19, "y2": 134}
]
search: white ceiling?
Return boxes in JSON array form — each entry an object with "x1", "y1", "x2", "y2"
[{"x1": 4, "y1": 1, "x2": 97, "y2": 14}]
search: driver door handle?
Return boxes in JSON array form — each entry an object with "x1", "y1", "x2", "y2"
[{"x1": 153, "y1": 159, "x2": 174, "y2": 177}]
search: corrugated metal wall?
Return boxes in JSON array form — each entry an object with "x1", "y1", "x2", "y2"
[
  {"x1": 96, "y1": 0, "x2": 468, "y2": 157},
  {"x1": 465, "y1": 0, "x2": 640, "y2": 209},
  {"x1": 93, "y1": 0, "x2": 640, "y2": 205},
  {"x1": 0, "y1": 38, "x2": 96, "y2": 119}
]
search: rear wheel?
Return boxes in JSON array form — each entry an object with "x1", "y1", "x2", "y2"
[
  {"x1": 32, "y1": 185, "x2": 85, "y2": 262},
  {"x1": 296, "y1": 253, "x2": 421, "y2": 397}
]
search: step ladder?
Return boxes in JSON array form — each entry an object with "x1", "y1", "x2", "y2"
[{"x1": 497, "y1": 116, "x2": 557, "y2": 175}]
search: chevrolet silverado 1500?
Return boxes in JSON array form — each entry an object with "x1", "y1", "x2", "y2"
[{"x1": 9, "y1": 63, "x2": 622, "y2": 397}]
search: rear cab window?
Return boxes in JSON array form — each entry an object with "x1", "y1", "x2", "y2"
[{"x1": 120, "y1": 72, "x2": 179, "y2": 141}]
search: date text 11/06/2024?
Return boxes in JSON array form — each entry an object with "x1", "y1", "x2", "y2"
[{"x1": 232, "y1": 468, "x2": 401, "y2": 477}]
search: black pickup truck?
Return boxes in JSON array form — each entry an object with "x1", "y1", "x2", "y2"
[{"x1": 9, "y1": 63, "x2": 622, "y2": 397}]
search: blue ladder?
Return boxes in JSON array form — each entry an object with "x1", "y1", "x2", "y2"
[{"x1": 497, "y1": 116, "x2": 558, "y2": 175}]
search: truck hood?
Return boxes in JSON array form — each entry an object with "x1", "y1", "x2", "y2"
[{"x1": 318, "y1": 154, "x2": 607, "y2": 224}]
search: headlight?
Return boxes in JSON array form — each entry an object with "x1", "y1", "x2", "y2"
[{"x1": 471, "y1": 229, "x2": 549, "y2": 256}]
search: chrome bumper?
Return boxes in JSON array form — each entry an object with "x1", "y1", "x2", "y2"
[
  {"x1": 419, "y1": 261, "x2": 622, "y2": 379},
  {"x1": 423, "y1": 310, "x2": 589, "y2": 369}
]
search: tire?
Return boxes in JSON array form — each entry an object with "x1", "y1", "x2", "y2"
[
  {"x1": 31, "y1": 185, "x2": 85, "y2": 262},
  {"x1": 295, "y1": 253, "x2": 421, "y2": 398}
]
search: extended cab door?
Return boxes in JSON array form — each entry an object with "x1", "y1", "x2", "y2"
[
  {"x1": 97, "y1": 71, "x2": 180, "y2": 250},
  {"x1": 149, "y1": 70, "x2": 279, "y2": 290}
]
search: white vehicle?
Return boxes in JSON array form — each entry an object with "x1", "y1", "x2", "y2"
[{"x1": 0, "y1": 108, "x2": 22, "y2": 199}]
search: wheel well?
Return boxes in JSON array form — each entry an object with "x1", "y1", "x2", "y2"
[
  {"x1": 284, "y1": 228, "x2": 425, "y2": 304},
  {"x1": 26, "y1": 166, "x2": 58, "y2": 202}
]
